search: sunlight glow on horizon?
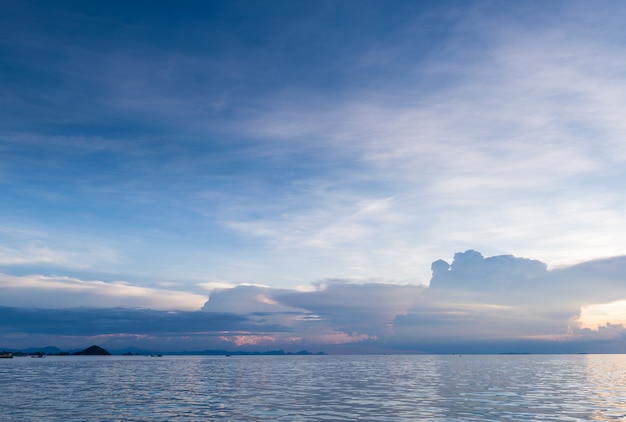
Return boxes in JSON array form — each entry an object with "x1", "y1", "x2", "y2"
[{"x1": 578, "y1": 301, "x2": 626, "y2": 330}]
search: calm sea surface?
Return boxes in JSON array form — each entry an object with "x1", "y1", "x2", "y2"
[{"x1": 2, "y1": 354, "x2": 626, "y2": 421}]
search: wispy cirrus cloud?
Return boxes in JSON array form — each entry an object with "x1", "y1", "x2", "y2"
[
  {"x1": 3, "y1": 1, "x2": 626, "y2": 289},
  {"x1": 0, "y1": 244, "x2": 121, "y2": 269},
  {"x1": 0, "y1": 225, "x2": 125, "y2": 273},
  {"x1": 222, "y1": 5, "x2": 626, "y2": 281}
]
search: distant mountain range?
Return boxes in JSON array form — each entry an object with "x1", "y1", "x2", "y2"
[{"x1": 0, "y1": 345, "x2": 325, "y2": 356}]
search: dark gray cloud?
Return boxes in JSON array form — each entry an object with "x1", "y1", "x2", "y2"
[
  {"x1": 0, "y1": 307, "x2": 248, "y2": 336},
  {"x1": 0, "y1": 306, "x2": 296, "y2": 352},
  {"x1": 539, "y1": 256, "x2": 626, "y2": 304}
]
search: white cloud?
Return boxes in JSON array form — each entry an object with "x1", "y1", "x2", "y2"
[{"x1": 0, "y1": 273, "x2": 207, "y2": 310}]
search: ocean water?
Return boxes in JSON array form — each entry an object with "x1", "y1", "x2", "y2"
[{"x1": 1, "y1": 354, "x2": 626, "y2": 421}]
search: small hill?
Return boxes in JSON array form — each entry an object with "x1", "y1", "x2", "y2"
[{"x1": 73, "y1": 345, "x2": 111, "y2": 356}]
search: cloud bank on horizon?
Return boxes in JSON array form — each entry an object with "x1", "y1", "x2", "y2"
[
  {"x1": 2, "y1": 1, "x2": 626, "y2": 352},
  {"x1": 3, "y1": 250, "x2": 626, "y2": 353}
]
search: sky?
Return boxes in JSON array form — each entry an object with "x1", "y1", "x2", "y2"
[{"x1": 2, "y1": 0, "x2": 626, "y2": 353}]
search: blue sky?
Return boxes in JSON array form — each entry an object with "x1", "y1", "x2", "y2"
[{"x1": 2, "y1": 0, "x2": 626, "y2": 353}]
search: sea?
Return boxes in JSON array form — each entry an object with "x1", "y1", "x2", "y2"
[{"x1": 1, "y1": 354, "x2": 626, "y2": 421}]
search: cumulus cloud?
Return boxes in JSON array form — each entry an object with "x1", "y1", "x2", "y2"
[
  {"x1": 203, "y1": 281, "x2": 424, "y2": 342},
  {"x1": 429, "y1": 250, "x2": 548, "y2": 291},
  {"x1": 390, "y1": 250, "x2": 626, "y2": 351},
  {"x1": 197, "y1": 251, "x2": 626, "y2": 352}
]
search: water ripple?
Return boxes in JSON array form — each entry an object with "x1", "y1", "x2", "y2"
[{"x1": 2, "y1": 354, "x2": 626, "y2": 420}]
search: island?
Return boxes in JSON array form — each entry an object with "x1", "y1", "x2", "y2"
[{"x1": 72, "y1": 345, "x2": 111, "y2": 356}]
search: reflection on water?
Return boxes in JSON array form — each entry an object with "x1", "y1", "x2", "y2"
[
  {"x1": 2, "y1": 354, "x2": 626, "y2": 420},
  {"x1": 584, "y1": 355, "x2": 626, "y2": 421}
]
